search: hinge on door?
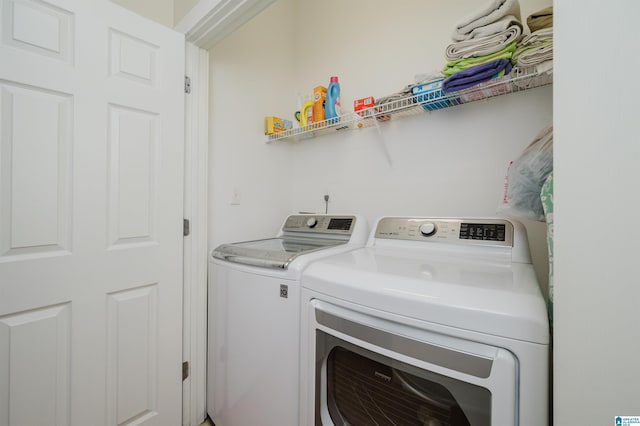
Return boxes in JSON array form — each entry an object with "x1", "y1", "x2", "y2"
[
  {"x1": 183, "y1": 361, "x2": 189, "y2": 381},
  {"x1": 184, "y1": 76, "x2": 191, "y2": 94},
  {"x1": 183, "y1": 219, "x2": 190, "y2": 236}
]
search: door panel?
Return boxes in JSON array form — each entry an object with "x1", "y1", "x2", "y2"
[
  {"x1": 106, "y1": 285, "x2": 158, "y2": 426},
  {"x1": 109, "y1": 29, "x2": 158, "y2": 86},
  {"x1": 0, "y1": 1, "x2": 185, "y2": 425},
  {"x1": 0, "y1": 81, "x2": 73, "y2": 259},
  {"x1": 0, "y1": 303, "x2": 71, "y2": 426},
  {"x1": 1, "y1": 0, "x2": 74, "y2": 63},
  {"x1": 107, "y1": 104, "x2": 158, "y2": 247}
]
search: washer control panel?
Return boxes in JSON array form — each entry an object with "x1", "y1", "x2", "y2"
[
  {"x1": 283, "y1": 215, "x2": 356, "y2": 235},
  {"x1": 375, "y1": 217, "x2": 514, "y2": 247}
]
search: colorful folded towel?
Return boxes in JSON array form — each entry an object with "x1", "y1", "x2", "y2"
[
  {"x1": 445, "y1": 24, "x2": 522, "y2": 60},
  {"x1": 442, "y1": 58, "x2": 512, "y2": 93},
  {"x1": 453, "y1": 0, "x2": 522, "y2": 41},
  {"x1": 527, "y1": 6, "x2": 553, "y2": 32},
  {"x1": 442, "y1": 40, "x2": 517, "y2": 76}
]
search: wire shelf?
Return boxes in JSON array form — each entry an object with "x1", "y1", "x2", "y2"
[{"x1": 265, "y1": 67, "x2": 552, "y2": 143}]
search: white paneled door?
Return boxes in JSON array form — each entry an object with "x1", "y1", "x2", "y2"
[{"x1": 0, "y1": 1, "x2": 185, "y2": 425}]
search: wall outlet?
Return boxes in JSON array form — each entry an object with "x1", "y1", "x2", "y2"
[{"x1": 230, "y1": 188, "x2": 240, "y2": 205}]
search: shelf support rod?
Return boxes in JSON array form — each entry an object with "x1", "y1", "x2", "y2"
[{"x1": 371, "y1": 113, "x2": 393, "y2": 166}]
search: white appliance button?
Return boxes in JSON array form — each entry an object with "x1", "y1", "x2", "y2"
[
  {"x1": 306, "y1": 217, "x2": 318, "y2": 228},
  {"x1": 419, "y1": 222, "x2": 437, "y2": 236}
]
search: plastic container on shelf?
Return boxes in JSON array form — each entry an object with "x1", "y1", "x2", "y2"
[
  {"x1": 298, "y1": 98, "x2": 314, "y2": 127},
  {"x1": 264, "y1": 116, "x2": 293, "y2": 135},
  {"x1": 411, "y1": 79, "x2": 450, "y2": 111},
  {"x1": 325, "y1": 76, "x2": 341, "y2": 121},
  {"x1": 267, "y1": 68, "x2": 552, "y2": 143},
  {"x1": 313, "y1": 85, "x2": 327, "y2": 123}
]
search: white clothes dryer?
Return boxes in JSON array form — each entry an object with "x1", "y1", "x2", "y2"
[
  {"x1": 207, "y1": 214, "x2": 368, "y2": 426},
  {"x1": 300, "y1": 217, "x2": 549, "y2": 426}
]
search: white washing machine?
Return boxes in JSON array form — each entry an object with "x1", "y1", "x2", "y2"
[
  {"x1": 207, "y1": 214, "x2": 368, "y2": 426},
  {"x1": 300, "y1": 217, "x2": 549, "y2": 426}
]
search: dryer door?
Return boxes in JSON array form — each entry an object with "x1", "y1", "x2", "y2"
[{"x1": 309, "y1": 300, "x2": 518, "y2": 426}]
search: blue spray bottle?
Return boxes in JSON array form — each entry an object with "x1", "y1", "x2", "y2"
[{"x1": 325, "y1": 76, "x2": 341, "y2": 121}]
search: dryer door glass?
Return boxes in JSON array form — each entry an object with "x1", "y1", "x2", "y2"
[{"x1": 317, "y1": 332, "x2": 491, "y2": 426}]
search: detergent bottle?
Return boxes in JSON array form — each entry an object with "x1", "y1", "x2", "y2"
[
  {"x1": 295, "y1": 94, "x2": 315, "y2": 127},
  {"x1": 313, "y1": 85, "x2": 327, "y2": 123},
  {"x1": 299, "y1": 98, "x2": 314, "y2": 127},
  {"x1": 325, "y1": 76, "x2": 341, "y2": 120}
]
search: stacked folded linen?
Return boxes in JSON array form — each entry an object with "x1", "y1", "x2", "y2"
[
  {"x1": 445, "y1": 21, "x2": 521, "y2": 60},
  {"x1": 442, "y1": 58, "x2": 512, "y2": 93},
  {"x1": 452, "y1": 0, "x2": 521, "y2": 42},
  {"x1": 527, "y1": 6, "x2": 553, "y2": 32},
  {"x1": 511, "y1": 6, "x2": 553, "y2": 77},
  {"x1": 441, "y1": 0, "x2": 523, "y2": 90},
  {"x1": 442, "y1": 40, "x2": 516, "y2": 76},
  {"x1": 512, "y1": 27, "x2": 553, "y2": 67}
]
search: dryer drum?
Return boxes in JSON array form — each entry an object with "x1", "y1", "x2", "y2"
[{"x1": 326, "y1": 346, "x2": 472, "y2": 426}]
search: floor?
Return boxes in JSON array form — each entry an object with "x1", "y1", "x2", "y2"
[{"x1": 200, "y1": 417, "x2": 214, "y2": 426}]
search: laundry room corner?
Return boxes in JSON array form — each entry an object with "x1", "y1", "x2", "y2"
[
  {"x1": 207, "y1": 0, "x2": 297, "y2": 249},
  {"x1": 66, "y1": 0, "x2": 640, "y2": 426},
  {"x1": 205, "y1": 0, "x2": 554, "y2": 300}
]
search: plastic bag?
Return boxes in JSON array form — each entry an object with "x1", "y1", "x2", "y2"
[{"x1": 498, "y1": 124, "x2": 553, "y2": 221}]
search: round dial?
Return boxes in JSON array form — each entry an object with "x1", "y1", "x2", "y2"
[
  {"x1": 306, "y1": 217, "x2": 318, "y2": 228},
  {"x1": 419, "y1": 222, "x2": 437, "y2": 236}
]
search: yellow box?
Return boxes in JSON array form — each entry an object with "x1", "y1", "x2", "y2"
[{"x1": 264, "y1": 116, "x2": 293, "y2": 135}]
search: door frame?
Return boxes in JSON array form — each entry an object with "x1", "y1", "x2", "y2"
[
  {"x1": 181, "y1": 42, "x2": 209, "y2": 426},
  {"x1": 176, "y1": 1, "x2": 276, "y2": 424}
]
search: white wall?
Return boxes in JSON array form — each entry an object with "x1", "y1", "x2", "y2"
[
  {"x1": 174, "y1": 0, "x2": 200, "y2": 27},
  {"x1": 111, "y1": 0, "x2": 197, "y2": 28},
  {"x1": 208, "y1": 0, "x2": 296, "y2": 246},
  {"x1": 109, "y1": 0, "x2": 174, "y2": 27},
  {"x1": 554, "y1": 0, "x2": 640, "y2": 424},
  {"x1": 209, "y1": 0, "x2": 553, "y2": 296}
]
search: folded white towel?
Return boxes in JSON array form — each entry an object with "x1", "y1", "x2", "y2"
[
  {"x1": 513, "y1": 27, "x2": 553, "y2": 67},
  {"x1": 453, "y1": 0, "x2": 521, "y2": 41},
  {"x1": 454, "y1": 15, "x2": 523, "y2": 41},
  {"x1": 519, "y1": 27, "x2": 553, "y2": 45},
  {"x1": 514, "y1": 44, "x2": 553, "y2": 67},
  {"x1": 446, "y1": 24, "x2": 522, "y2": 60}
]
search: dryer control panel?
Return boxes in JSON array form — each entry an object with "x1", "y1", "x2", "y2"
[
  {"x1": 374, "y1": 217, "x2": 514, "y2": 247},
  {"x1": 283, "y1": 215, "x2": 356, "y2": 235}
]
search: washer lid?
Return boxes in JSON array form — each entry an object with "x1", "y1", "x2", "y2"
[
  {"x1": 212, "y1": 237, "x2": 345, "y2": 269},
  {"x1": 301, "y1": 247, "x2": 549, "y2": 344}
]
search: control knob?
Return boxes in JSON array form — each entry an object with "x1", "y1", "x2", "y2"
[
  {"x1": 419, "y1": 222, "x2": 437, "y2": 237},
  {"x1": 306, "y1": 217, "x2": 318, "y2": 228}
]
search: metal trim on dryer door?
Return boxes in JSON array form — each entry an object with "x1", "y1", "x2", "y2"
[
  {"x1": 307, "y1": 299, "x2": 519, "y2": 426},
  {"x1": 315, "y1": 308, "x2": 494, "y2": 379}
]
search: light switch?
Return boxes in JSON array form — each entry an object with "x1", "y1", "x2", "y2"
[{"x1": 230, "y1": 188, "x2": 240, "y2": 205}]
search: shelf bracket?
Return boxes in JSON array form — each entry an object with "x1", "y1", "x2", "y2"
[{"x1": 371, "y1": 114, "x2": 393, "y2": 167}]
